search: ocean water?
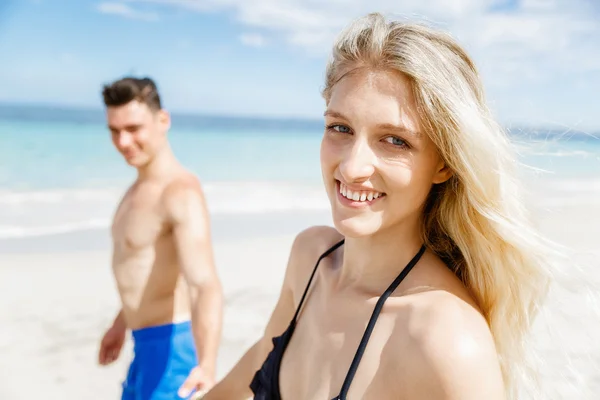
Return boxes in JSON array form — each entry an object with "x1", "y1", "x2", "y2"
[{"x1": 1, "y1": 105, "x2": 599, "y2": 239}]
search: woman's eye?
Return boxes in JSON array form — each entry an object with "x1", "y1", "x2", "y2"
[
  {"x1": 328, "y1": 124, "x2": 351, "y2": 133},
  {"x1": 384, "y1": 136, "x2": 407, "y2": 147}
]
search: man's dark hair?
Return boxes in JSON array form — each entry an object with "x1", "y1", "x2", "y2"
[{"x1": 102, "y1": 76, "x2": 162, "y2": 111}]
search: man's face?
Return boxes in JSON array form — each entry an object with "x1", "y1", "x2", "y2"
[{"x1": 106, "y1": 100, "x2": 170, "y2": 168}]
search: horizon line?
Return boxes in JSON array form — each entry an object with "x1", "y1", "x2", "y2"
[{"x1": 0, "y1": 100, "x2": 596, "y2": 135}]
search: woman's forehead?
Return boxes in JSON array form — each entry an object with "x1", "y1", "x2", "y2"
[{"x1": 326, "y1": 69, "x2": 421, "y2": 134}]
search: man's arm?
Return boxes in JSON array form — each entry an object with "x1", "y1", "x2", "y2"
[
  {"x1": 111, "y1": 309, "x2": 126, "y2": 330},
  {"x1": 165, "y1": 179, "x2": 224, "y2": 380},
  {"x1": 98, "y1": 309, "x2": 127, "y2": 365}
]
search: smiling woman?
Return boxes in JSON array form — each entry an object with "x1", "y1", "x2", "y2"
[
  {"x1": 320, "y1": 70, "x2": 451, "y2": 241},
  {"x1": 200, "y1": 12, "x2": 560, "y2": 400}
]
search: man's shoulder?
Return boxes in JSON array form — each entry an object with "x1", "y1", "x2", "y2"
[
  {"x1": 163, "y1": 169, "x2": 204, "y2": 197},
  {"x1": 161, "y1": 171, "x2": 207, "y2": 223}
]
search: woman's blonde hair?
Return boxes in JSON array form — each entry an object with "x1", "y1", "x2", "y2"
[{"x1": 322, "y1": 12, "x2": 558, "y2": 398}]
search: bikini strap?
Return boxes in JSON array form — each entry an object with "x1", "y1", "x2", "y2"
[
  {"x1": 292, "y1": 238, "x2": 345, "y2": 323},
  {"x1": 338, "y1": 244, "x2": 427, "y2": 398}
]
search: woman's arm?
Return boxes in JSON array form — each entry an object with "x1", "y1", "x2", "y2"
[
  {"x1": 203, "y1": 226, "x2": 337, "y2": 399},
  {"x1": 202, "y1": 280, "x2": 295, "y2": 399}
]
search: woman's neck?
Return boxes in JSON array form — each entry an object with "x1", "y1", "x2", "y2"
[{"x1": 337, "y1": 215, "x2": 425, "y2": 295}]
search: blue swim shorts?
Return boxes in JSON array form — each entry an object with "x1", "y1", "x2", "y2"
[{"x1": 121, "y1": 321, "x2": 198, "y2": 400}]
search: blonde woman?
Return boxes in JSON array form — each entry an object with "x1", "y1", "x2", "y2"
[{"x1": 188, "y1": 12, "x2": 555, "y2": 400}]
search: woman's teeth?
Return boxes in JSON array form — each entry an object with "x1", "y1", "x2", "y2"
[{"x1": 339, "y1": 183, "x2": 384, "y2": 202}]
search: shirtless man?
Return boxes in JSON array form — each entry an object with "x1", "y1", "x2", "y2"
[{"x1": 97, "y1": 77, "x2": 223, "y2": 400}]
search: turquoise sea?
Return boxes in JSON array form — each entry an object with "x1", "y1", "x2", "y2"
[{"x1": 1, "y1": 104, "x2": 599, "y2": 239}]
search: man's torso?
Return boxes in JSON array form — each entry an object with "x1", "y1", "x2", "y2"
[{"x1": 111, "y1": 178, "x2": 191, "y2": 330}]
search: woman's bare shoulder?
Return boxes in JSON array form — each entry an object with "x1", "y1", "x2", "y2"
[
  {"x1": 389, "y1": 289, "x2": 506, "y2": 399},
  {"x1": 283, "y1": 225, "x2": 344, "y2": 290},
  {"x1": 292, "y1": 225, "x2": 343, "y2": 255}
]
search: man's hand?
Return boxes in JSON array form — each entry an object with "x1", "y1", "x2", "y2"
[
  {"x1": 178, "y1": 365, "x2": 215, "y2": 399},
  {"x1": 98, "y1": 322, "x2": 126, "y2": 365}
]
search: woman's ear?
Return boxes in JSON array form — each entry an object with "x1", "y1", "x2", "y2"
[{"x1": 432, "y1": 160, "x2": 453, "y2": 184}]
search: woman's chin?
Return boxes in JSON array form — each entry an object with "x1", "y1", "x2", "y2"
[{"x1": 332, "y1": 214, "x2": 382, "y2": 238}]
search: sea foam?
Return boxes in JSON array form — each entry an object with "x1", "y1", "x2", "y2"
[{"x1": 0, "y1": 181, "x2": 331, "y2": 239}]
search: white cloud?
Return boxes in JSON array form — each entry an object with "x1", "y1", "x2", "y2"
[
  {"x1": 125, "y1": 0, "x2": 600, "y2": 95},
  {"x1": 96, "y1": 2, "x2": 159, "y2": 21},
  {"x1": 240, "y1": 33, "x2": 267, "y2": 47},
  {"x1": 128, "y1": 1, "x2": 598, "y2": 64}
]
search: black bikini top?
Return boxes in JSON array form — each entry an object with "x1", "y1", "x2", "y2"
[{"x1": 249, "y1": 239, "x2": 426, "y2": 399}]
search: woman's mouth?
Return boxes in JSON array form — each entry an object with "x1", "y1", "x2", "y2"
[{"x1": 336, "y1": 181, "x2": 386, "y2": 207}]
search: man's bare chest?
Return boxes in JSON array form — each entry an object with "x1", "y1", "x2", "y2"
[{"x1": 112, "y1": 188, "x2": 167, "y2": 251}]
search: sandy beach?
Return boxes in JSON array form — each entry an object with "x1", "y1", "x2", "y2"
[{"x1": 1, "y1": 197, "x2": 599, "y2": 399}]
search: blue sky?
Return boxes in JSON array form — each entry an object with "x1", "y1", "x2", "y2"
[{"x1": 0, "y1": 0, "x2": 599, "y2": 130}]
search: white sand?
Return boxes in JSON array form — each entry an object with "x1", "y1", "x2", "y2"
[
  {"x1": 1, "y1": 205, "x2": 599, "y2": 399},
  {"x1": 0, "y1": 232, "x2": 296, "y2": 400}
]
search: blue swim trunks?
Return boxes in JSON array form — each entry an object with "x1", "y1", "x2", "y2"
[{"x1": 121, "y1": 321, "x2": 198, "y2": 400}]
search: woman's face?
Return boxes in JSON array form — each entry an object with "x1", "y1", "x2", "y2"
[{"x1": 320, "y1": 68, "x2": 451, "y2": 238}]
